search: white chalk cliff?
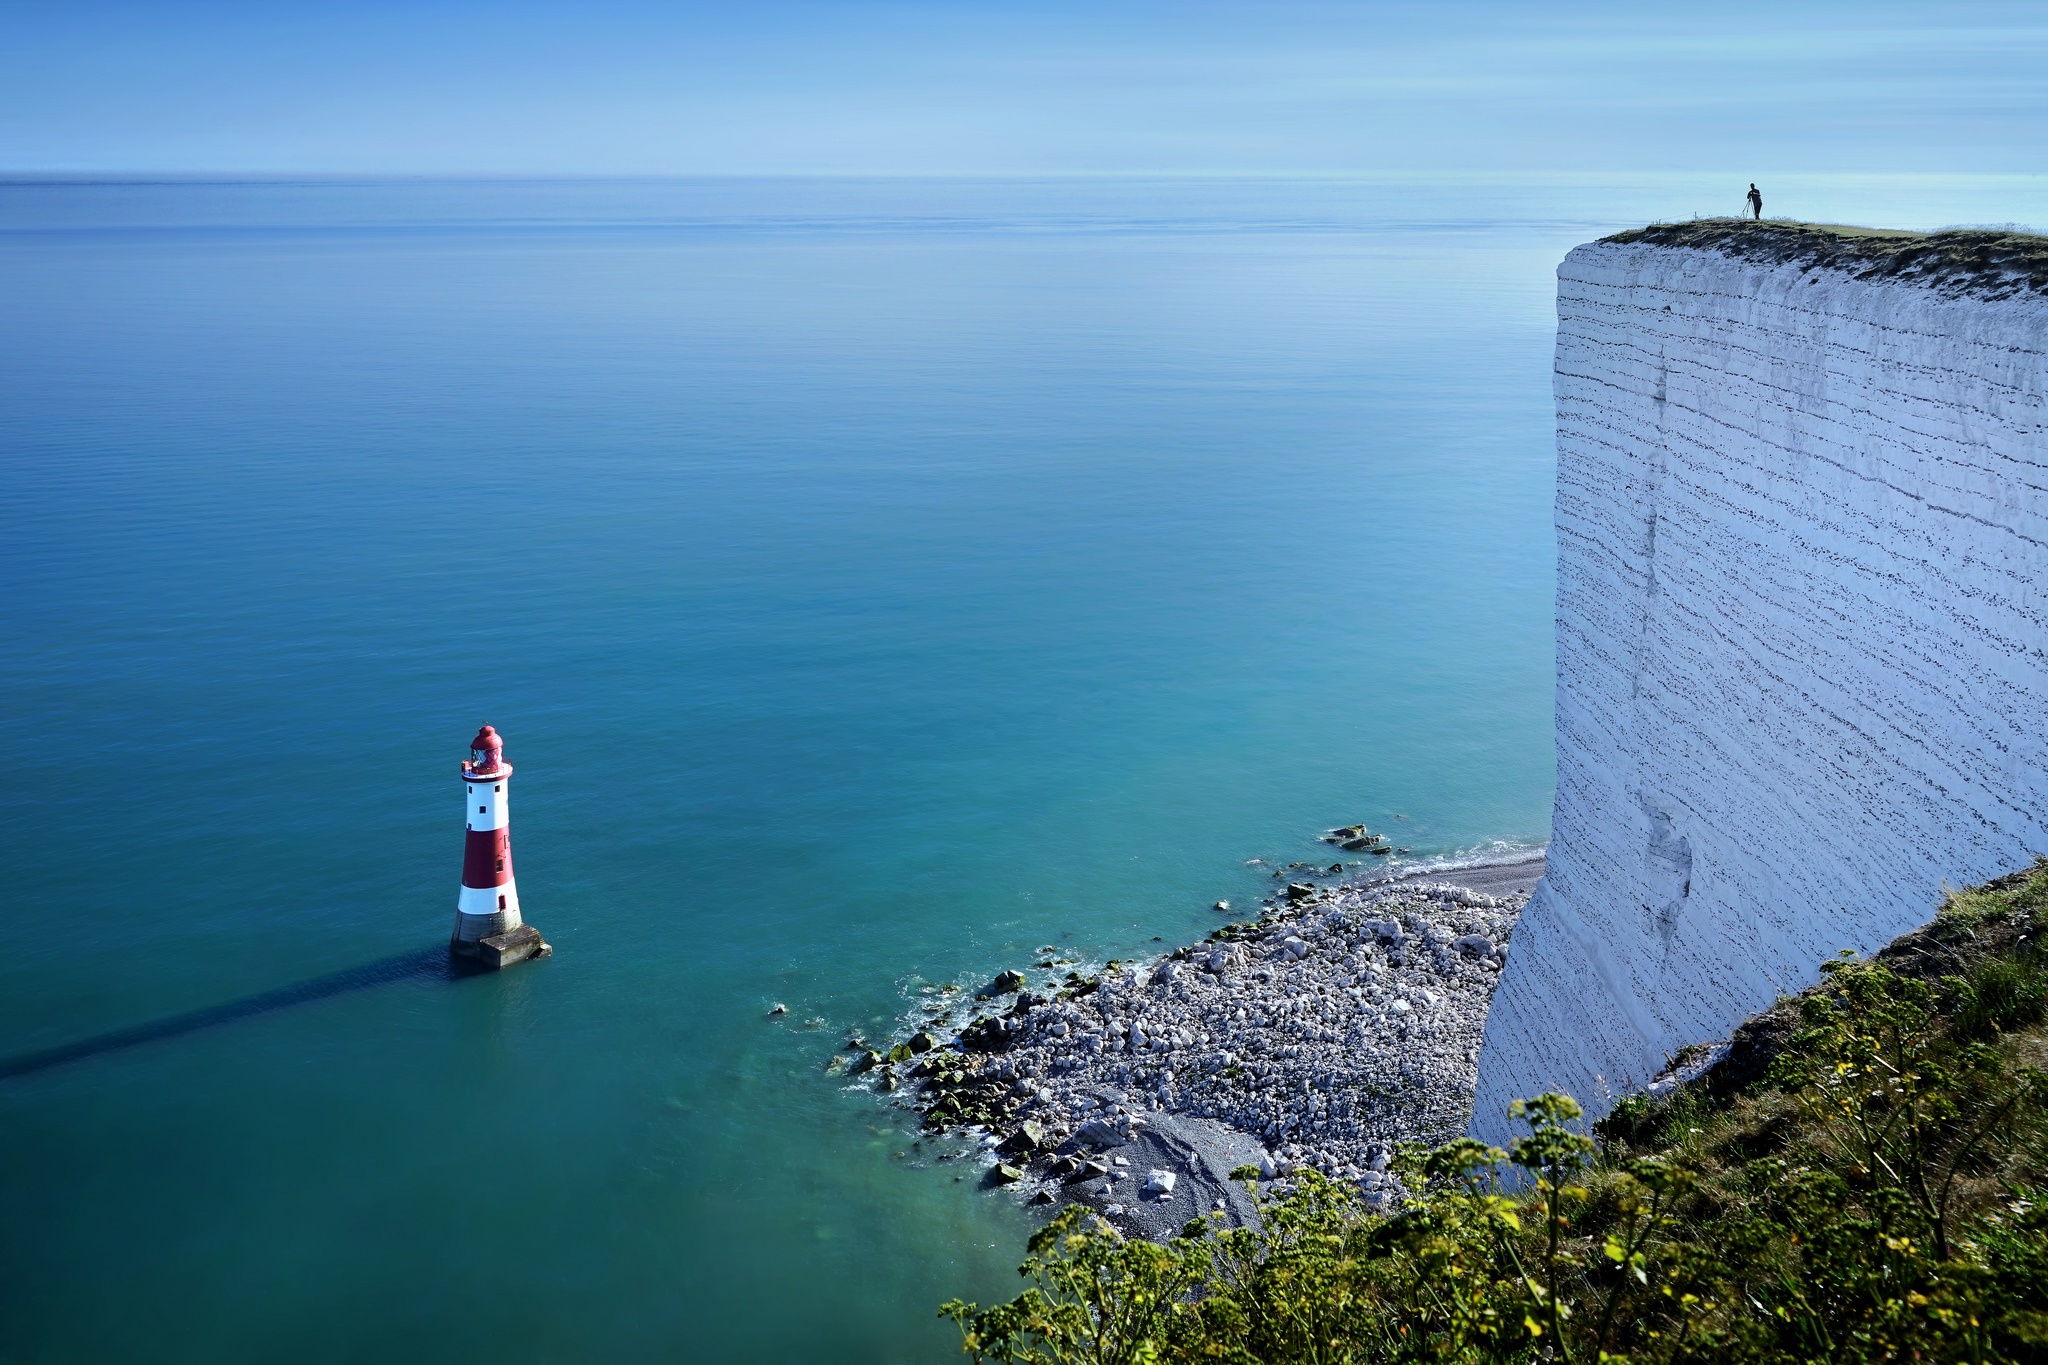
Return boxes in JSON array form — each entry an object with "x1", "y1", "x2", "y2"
[{"x1": 1472, "y1": 225, "x2": 2048, "y2": 1142}]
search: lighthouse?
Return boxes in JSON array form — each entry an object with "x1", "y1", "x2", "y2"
[{"x1": 453, "y1": 723, "x2": 549, "y2": 969}]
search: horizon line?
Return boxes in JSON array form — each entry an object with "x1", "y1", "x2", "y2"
[{"x1": 8, "y1": 169, "x2": 2047, "y2": 186}]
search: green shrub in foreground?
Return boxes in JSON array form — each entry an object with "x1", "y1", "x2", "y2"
[{"x1": 943, "y1": 951, "x2": 2048, "y2": 1364}]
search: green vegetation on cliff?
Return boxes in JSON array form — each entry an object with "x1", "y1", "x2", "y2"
[
  {"x1": 941, "y1": 865, "x2": 2048, "y2": 1363},
  {"x1": 1603, "y1": 218, "x2": 2048, "y2": 297}
]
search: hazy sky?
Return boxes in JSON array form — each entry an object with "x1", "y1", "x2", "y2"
[{"x1": 3, "y1": 0, "x2": 2044, "y2": 175}]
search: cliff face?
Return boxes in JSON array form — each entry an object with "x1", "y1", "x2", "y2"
[{"x1": 1472, "y1": 224, "x2": 2048, "y2": 1140}]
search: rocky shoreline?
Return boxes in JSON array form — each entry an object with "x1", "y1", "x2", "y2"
[{"x1": 844, "y1": 852, "x2": 1540, "y2": 1238}]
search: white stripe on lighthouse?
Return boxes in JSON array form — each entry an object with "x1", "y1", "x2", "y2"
[
  {"x1": 458, "y1": 879, "x2": 522, "y2": 918},
  {"x1": 462, "y1": 775, "x2": 511, "y2": 831}
]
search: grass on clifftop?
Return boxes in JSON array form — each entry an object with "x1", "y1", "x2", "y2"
[
  {"x1": 941, "y1": 863, "x2": 2048, "y2": 1363},
  {"x1": 1603, "y1": 218, "x2": 2048, "y2": 297}
]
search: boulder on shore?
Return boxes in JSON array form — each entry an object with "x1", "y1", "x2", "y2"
[{"x1": 997, "y1": 1121, "x2": 1048, "y2": 1156}]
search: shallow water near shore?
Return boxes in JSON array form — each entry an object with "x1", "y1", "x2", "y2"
[{"x1": 3, "y1": 175, "x2": 2034, "y2": 1362}]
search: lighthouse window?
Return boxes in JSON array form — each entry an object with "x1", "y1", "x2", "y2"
[
  {"x1": 498, "y1": 894, "x2": 507, "y2": 910},
  {"x1": 493, "y1": 785, "x2": 501, "y2": 792},
  {"x1": 496, "y1": 858, "x2": 505, "y2": 872},
  {"x1": 478, "y1": 805, "x2": 487, "y2": 814}
]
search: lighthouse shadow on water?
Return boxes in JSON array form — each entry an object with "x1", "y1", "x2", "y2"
[
  {"x1": 0, "y1": 723, "x2": 550, "y2": 1083},
  {"x1": 0, "y1": 949, "x2": 473, "y2": 1080}
]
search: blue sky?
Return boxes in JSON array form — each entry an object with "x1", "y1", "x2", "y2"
[{"x1": 2, "y1": 0, "x2": 2044, "y2": 175}]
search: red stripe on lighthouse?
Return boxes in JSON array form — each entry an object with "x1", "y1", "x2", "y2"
[{"x1": 463, "y1": 827, "x2": 511, "y2": 888}]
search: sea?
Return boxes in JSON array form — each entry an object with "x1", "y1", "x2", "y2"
[{"x1": 3, "y1": 174, "x2": 2038, "y2": 1361}]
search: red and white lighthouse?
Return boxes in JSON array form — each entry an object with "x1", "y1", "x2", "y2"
[{"x1": 452, "y1": 723, "x2": 548, "y2": 968}]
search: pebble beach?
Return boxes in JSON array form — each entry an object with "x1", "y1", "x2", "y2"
[{"x1": 852, "y1": 852, "x2": 1542, "y2": 1237}]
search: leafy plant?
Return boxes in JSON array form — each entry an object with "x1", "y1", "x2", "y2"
[{"x1": 1949, "y1": 955, "x2": 2046, "y2": 1041}]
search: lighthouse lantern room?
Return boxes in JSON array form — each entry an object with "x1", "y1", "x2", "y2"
[{"x1": 452, "y1": 723, "x2": 549, "y2": 969}]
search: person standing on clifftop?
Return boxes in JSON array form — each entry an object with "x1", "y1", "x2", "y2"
[{"x1": 1747, "y1": 183, "x2": 1763, "y2": 220}]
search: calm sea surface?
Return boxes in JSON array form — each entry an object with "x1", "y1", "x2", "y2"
[{"x1": 3, "y1": 175, "x2": 2031, "y2": 1361}]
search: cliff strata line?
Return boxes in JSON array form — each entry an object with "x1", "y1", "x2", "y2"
[{"x1": 1472, "y1": 221, "x2": 2048, "y2": 1140}]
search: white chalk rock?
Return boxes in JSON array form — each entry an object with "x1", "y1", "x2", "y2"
[
  {"x1": 1076, "y1": 1119, "x2": 1126, "y2": 1149},
  {"x1": 1478, "y1": 236, "x2": 2048, "y2": 1141}
]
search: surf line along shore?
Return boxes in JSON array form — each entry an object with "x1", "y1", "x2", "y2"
[{"x1": 847, "y1": 852, "x2": 1542, "y2": 1242}]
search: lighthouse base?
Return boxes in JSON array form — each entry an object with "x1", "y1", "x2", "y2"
[{"x1": 451, "y1": 923, "x2": 551, "y2": 970}]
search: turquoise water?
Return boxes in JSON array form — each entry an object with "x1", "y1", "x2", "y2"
[{"x1": 4, "y1": 175, "x2": 2010, "y2": 1361}]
